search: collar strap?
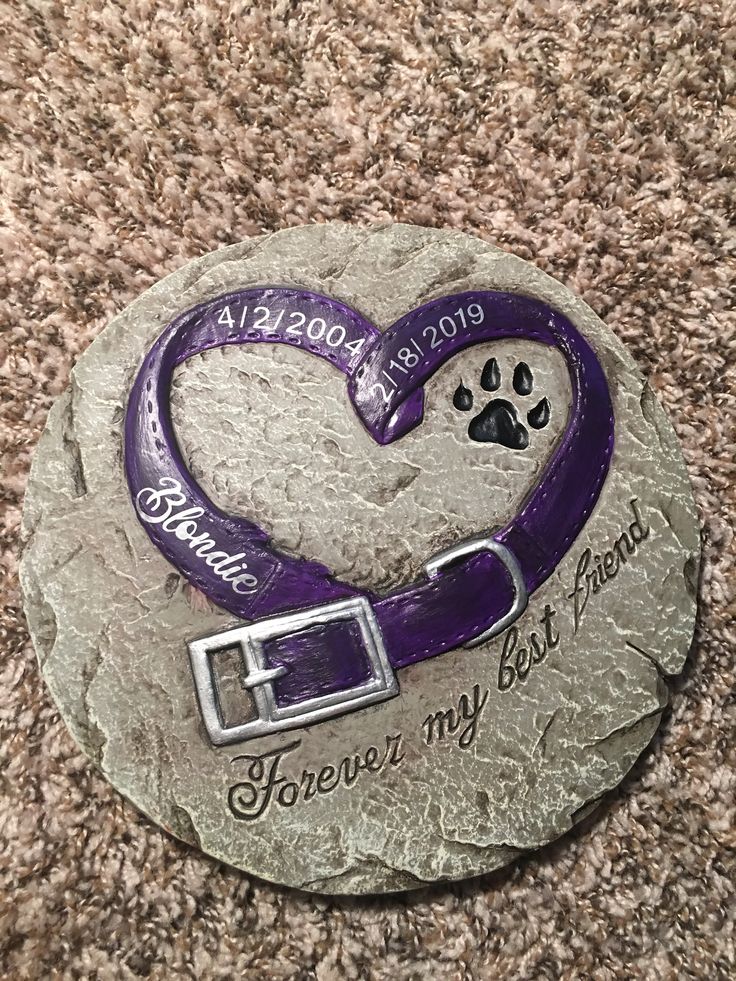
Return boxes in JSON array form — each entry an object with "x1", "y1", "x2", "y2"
[{"x1": 125, "y1": 288, "x2": 614, "y2": 745}]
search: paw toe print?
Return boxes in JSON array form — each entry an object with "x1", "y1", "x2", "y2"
[{"x1": 453, "y1": 358, "x2": 551, "y2": 450}]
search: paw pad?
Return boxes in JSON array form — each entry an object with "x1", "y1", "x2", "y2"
[{"x1": 453, "y1": 358, "x2": 551, "y2": 450}]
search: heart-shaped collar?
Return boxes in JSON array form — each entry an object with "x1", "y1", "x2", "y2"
[{"x1": 124, "y1": 287, "x2": 614, "y2": 745}]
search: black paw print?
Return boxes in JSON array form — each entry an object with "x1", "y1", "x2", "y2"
[{"x1": 453, "y1": 358, "x2": 550, "y2": 450}]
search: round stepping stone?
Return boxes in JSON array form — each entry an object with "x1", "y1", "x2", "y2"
[{"x1": 20, "y1": 224, "x2": 700, "y2": 894}]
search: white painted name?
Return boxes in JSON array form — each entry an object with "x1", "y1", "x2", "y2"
[{"x1": 135, "y1": 477, "x2": 258, "y2": 594}]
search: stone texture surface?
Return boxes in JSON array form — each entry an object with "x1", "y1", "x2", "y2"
[
  {"x1": 20, "y1": 224, "x2": 699, "y2": 894},
  {"x1": 3, "y1": 3, "x2": 732, "y2": 973}
]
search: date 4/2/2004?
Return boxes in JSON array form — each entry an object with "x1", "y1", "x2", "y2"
[{"x1": 214, "y1": 300, "x2": 368, "y2": 361}]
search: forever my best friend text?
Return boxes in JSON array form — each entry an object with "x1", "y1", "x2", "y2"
[{"x1": 227, "y1": 498, "x2": 651, "y2": 820}]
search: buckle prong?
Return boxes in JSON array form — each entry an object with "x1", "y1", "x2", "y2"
[{"x1": 241, "y1": 665, "x2": 287, "y2": 690}]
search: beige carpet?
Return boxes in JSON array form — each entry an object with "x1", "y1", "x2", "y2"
[{"x1": 1, "y1": 0, "x2": 734, "y2": 977}]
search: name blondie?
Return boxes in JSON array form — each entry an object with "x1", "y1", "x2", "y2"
[{"x1": 135, "y1": 477, "x2": 259, "y2": 594}]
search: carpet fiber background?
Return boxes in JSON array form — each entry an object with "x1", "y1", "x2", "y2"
[{"x1": 1, "y1": 1, "x2": 734, "y2": 978}]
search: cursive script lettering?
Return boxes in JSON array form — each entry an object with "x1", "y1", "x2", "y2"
[
  {"x1": 135, "y1": 477, "x2": 258, "y2": 594},
  {"x1": 422, "y1": 683, "x2": 489, "y2": 749},
  {"x1": 227, "y1": 734, "x2": 405, "y2": 821},
  {"x1": 567, "y1": 498, "x2": 650, "y2": 632},
  {"x1": 498, "y1": 603, "x2": 560, "y2": 692}
]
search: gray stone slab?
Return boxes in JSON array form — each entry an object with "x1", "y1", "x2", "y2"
[{"x1": 20, "y1": 224, "x2": 700, "y2": 893}]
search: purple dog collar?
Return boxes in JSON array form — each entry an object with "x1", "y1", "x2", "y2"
[{"x1": 125, "y1": 288, "x2": 614, "y2": 746}]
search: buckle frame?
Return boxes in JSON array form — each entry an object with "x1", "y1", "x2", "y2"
[
  {"x1": 425, "y1": 536, "x2": 528, "y2": 648},
  {"x1": 188, "y1": 596, "x2": 397, "y2": 747}
]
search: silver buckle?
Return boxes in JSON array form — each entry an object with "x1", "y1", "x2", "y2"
[
  {"x1": 188, "y1": 596, "x2": 398, "y2": 747},
  {"x1": 425, "y1": 536, "x2": 528, "y2": 648}
]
